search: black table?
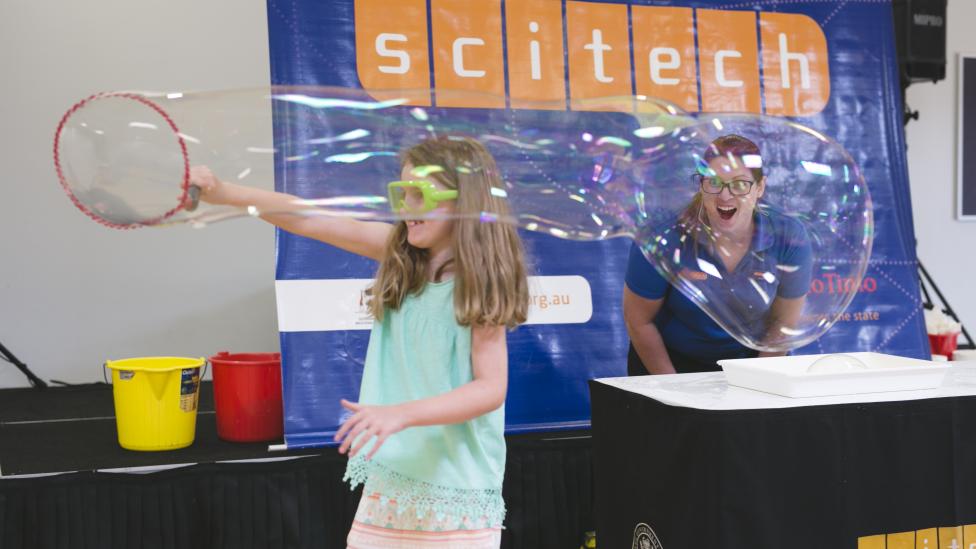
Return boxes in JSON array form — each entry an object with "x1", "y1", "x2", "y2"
[
  {"x1": 0, "y1": 381, "x2": 595, "y2": 548},
  {"x1": 590, "y1": 364, "x2": 976, "y2": 549}
]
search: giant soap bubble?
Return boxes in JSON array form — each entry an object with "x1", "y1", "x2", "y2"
[
  {"x1": 53, "y1": 87, "x2": 679, "y2": 231},
  {"x1": 54, "y1": 86, "x2": 872, "y2": 351},
  {"x1": 616, "y1": 116, "x2": 872, "y2": 352},
  {"x1": 501, "y1": 107, "x2": 872, "y2": 351}
]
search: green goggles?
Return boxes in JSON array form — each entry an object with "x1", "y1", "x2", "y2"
[{"x1": 387, "y1": 180, "x2": 458, "y2": 214}]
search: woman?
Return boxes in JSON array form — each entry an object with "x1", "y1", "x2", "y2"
[{"x1": 623, "y1": 134, "x2": 813, "y2": 375}]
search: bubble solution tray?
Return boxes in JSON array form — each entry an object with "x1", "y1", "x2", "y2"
[{"x1": 718, "y1": 352, "x2": 949, "y2": 398}]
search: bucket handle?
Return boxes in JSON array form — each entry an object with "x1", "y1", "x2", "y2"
[{"x1": 102, "y1": 360, "x2": 209, "y2": 384}]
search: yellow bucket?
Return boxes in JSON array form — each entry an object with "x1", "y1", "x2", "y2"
[{"x1": 105, "y1": 356, "x2": 205, "y2": 451}]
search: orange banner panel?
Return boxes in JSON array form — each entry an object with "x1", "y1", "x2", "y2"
[
  {"x1": 506, "y1": 0, "x2": 566, "y2": 110},
  {"x1": 566, "y1": 1, "x2": 632, "y2": 111},
  {"x1": 431, "y1": 0, "x2": 506, "y2": 108},
  {"x1": 632, "y1": 5, "x2": 698, "y2": 113},
  {"x1": 858, "y1": 534, "x2": 886, "y2": 549},
  {"x1": 697, "y1": 8, "x2": 761, "y2": 113},
  {"x1": 886, "y1": 531, "x2": 914, "y2": 549},
  {"x1": 761, "y1": 12, "x2": 830, "y2": 116},
  {"x1": 915, "y1": 528, "x2": 937, "y2": 549},
  {"x1": 354, "y1": 0, "x2": 431, "y2": 105}
]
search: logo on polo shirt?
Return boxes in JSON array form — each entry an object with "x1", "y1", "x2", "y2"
[{"x1": 354, "y1": 0, "x2": 830, "y2": 116}]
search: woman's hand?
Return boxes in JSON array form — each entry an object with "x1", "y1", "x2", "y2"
[
  {"x1": 334, "y1": 399, "x2": 408, "y2": 459},
  {"x1": 622, "y1": 286, "x2": 675, "y2": 374}
]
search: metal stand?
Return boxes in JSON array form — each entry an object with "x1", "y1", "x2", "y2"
[
  {"x1": 0, "y1": 340, "x2": 47, "y2": 389},
  {"x1": 918, "y1": 261, "x2": 975, "y2": 350}
]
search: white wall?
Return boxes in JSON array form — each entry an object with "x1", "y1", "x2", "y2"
[
  {"x1": 0, "y1": 2, "x2": 276, "y2": 387},
  {"x1": 905, "y1": 0, "x2": 976, "y2": 342}
]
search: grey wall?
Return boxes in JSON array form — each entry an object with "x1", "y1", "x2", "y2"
[{"x1": 0, "y1": 2, "x2": 277, "y2": 387}]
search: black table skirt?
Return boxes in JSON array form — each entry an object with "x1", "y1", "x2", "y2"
[
  {"x1": 590, "y1": 380, "x2": 976, "y2": 549},
  {"x1": 0, "y1": 383, "x2": 594, "y2": 549}
]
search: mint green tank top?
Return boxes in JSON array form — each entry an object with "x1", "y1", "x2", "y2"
[{"x1": 343, "y1": 279, "x2": 506, "y2": 528}]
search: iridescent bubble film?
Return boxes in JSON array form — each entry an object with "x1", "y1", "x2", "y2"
[
  {"x1": 625, "y1": 115, "x2": 873, "y2": 351},
  {"x1": 53, "y1": 86, "x2": 872, "y2": 351}
]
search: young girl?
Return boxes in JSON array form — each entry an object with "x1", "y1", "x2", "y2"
[{"x1": 191, "y1": 136, "x2": 529, "y2": 548}]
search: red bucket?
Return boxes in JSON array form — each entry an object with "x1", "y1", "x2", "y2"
[
  {"x1": 928, "y1": 333, "x2": 959, "y2": 360},
  {"x1": 210, "y1": 352, "x2": 283, "y2": 442}
]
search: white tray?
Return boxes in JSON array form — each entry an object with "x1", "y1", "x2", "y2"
[{"x1": 718, "y1": 352, "x2": 950, "y2": 398}]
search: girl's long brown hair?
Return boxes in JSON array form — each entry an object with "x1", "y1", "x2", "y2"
[{"x1": 367, "y1": 136, "x2": 529, "y2": 329}]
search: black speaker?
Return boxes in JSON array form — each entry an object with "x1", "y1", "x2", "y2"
[{"x1": 892, "y1": 0, "x2": 947, "y2": 85}]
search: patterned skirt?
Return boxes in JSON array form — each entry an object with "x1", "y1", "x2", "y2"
[{"x1": 346, "y1": 493, "x2": 502, "y2": 549}]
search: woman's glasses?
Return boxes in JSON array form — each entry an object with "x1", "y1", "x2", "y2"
[
  {"x1": 387, "y1": 180, "x2": 458, "y2": 213},
  {"x1": 692, "y1": 174, "x2": 756, "y2": 196}
]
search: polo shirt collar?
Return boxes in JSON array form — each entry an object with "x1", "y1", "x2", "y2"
[{"x1": 751, "y1": 207, "x2": 775, "y2": 252}]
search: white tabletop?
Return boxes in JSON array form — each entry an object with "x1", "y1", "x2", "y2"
[{"x1": 594, "y1": 361, "x2": 976, "y2": 411}]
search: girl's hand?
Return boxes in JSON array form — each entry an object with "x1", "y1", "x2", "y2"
[
  {"x1": 334, "y1": 399, "x2": 408, "y2": 459},
  {"x1": 188, "y1": 165, "x2": 227, "y2": 205}
]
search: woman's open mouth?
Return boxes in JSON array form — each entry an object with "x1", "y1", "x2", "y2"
[{"x1": 717, "y1": 205, "x2": 737, "y2": 221}]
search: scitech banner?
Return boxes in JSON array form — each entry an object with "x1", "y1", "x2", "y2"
[{"x1": 266, "y1": 0, "x2": 928, "y2": 447}]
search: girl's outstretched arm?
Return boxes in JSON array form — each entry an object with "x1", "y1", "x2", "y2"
[
  {"x1": 190, "y1": 166, "x2": 391, "y2": 260},
  {"x1": 336, "y1": 324, "x2": 509, "y2": 459}
]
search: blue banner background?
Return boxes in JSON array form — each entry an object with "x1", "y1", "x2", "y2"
[{"x1": 266, "y1": 0, "x2": 928, "y2": 447}]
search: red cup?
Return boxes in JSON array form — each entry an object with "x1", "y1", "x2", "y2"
[
  {"x1": 928, "y1": 333, "x2": 959, "y2": 360},
  {"x1": 210, "y1": 351, "x2": 283, "y2": 442}
]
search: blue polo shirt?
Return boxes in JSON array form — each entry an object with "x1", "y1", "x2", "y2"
[{"x1": 625, "y1": 207, "x2": 813, "y2": 361}]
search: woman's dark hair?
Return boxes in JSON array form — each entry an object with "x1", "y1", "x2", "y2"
[{"x1": 702, "y1": 134, "x2": 763, "y2": 182}]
